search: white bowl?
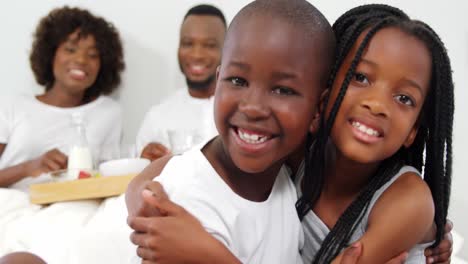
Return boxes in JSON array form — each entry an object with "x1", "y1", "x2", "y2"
[{"x1": 98, "y1": 158, "x2": 150, "y2": 177}]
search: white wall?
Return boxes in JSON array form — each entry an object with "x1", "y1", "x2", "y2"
[{"x1": 1, "y1": 0, "x2": 467, "y2": 257}]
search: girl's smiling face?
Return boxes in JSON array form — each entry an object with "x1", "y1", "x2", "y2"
[
  {"x1": 214, "y1": 15, "x2": 327, "y2": 174},
  {"x1": 51, "y1": 30, "x2": 100, "y2": 96},
  {"x1": 328, "y1": 27, "x2": 432, "y2": 165}
]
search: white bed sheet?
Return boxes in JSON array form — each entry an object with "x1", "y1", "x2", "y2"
[{"x1": 0, "y1": 188, "x2": 133, "y2": 264}]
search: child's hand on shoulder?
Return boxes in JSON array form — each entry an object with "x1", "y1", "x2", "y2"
[
  {"x1": 138, "y1": 181, "x2": 168, "y2": 217},
  {"x1": 128, "y1": 191, "x2": 237, "y2": 264},
  {"x1": 126, "y1": 155, "x2": 172, "y2": 218},
  {"x1": 141, "y1": 181, "x2": 170, "y2": 216}
]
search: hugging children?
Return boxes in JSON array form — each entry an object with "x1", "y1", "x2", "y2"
[{"x1": 127, "y1": 1, "x2": 454, "y2": 263}]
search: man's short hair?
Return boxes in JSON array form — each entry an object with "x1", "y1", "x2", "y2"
[{"x1": 184, "y1": 4, "x2": 226, "y2": 27}]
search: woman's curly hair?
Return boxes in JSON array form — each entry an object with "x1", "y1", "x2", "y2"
[{"x1": 30, "y1": 6, "x2": 125, "y2": 101}]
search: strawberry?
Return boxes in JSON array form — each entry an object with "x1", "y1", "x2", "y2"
[{"x1": 78, "y1": 170, "x2": 91, "y2": 179}]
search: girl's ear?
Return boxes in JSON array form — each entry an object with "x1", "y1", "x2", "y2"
[
  {"x1": 309, "y1": 89, "x2": 329, "y2": 133},
  {"x1": 403, "y1": 126, "x2": 418, "y2": 148}
]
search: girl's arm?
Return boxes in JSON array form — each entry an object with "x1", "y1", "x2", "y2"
[
  {"x1": 125, "y1": 154, "x2": 172, "y2": 217},
  {"x1": 0, "y1": 146, "x2": 67, "y2": 187},
  {"x1": 127, "y1": 181, "x2": 241, "y2": 264},
  {"x1": 124, "y1": 156, "x2": 245, "y2": 263},
  {"x1": 332, "y1": 171, "x2": 435, "y2": 264}
]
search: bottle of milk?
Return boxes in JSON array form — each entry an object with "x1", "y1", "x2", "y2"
[{"x1": 68, "y1": 112, "x2": 93, "y2": 179}]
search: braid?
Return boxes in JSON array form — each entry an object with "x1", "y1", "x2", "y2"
[
  {"x1": 413, "y1": 21, "x2": 453, "y2": 245},
  {"x1": 400, "y1": 20, "x2": 454, "y2": 246},
  {"x1": 296, "y1": 4, "x2": 454, "y2": 262},
  {"x1": 313, "y1": 157, "x2": 404, "y2": 263}
]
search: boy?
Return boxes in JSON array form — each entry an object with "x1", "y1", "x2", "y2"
[{"x1": 127, "y1": 0, "x2": 334, "y2": 263}]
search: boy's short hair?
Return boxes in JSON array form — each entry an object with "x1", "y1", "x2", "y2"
[
  {"x1": 29, "y1": 6, "x2": 125, "y2": 100},
  {"x1": 226, "y1": 0, "x2": 336, "y2": 87},
  {"x1": 184, "y1": 4, "x2": 226, "y2": 27}
]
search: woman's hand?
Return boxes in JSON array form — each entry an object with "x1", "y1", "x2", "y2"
[{"x1": 24, "y1": 148, "x2": 67, "y2": 176}]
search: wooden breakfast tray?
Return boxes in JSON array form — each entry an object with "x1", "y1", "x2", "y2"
[{"x1": 29, "y1": 174, "x2": 136, "y2": 205}]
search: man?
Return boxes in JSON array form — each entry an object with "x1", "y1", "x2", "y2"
[{"x1": 136, "y1": 4, "x2": 226, "y2": 161}]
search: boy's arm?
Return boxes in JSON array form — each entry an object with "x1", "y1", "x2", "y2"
[
  {"x1": 329, "y1": 220, "x2": 453, "y2": 264},
  {"x1": 331, "y1": 172, "x2": 435, "y2": 264},
  {"x1": 424, "y1": 220, "x2": 453, "y2": 263}
]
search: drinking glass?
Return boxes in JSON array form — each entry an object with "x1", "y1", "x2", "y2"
[{"x1": 167, "y1": 129, "x2": 204, "y2": 155}]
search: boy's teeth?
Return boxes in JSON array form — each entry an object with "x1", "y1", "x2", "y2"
[
  {"x1": 352, "y1": 121, "x2": 380, "y2": 137},
  {"x1": 238, "y1": 129, "x2": 268, "y2": 144}
]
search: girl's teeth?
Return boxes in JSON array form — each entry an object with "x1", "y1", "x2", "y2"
[
  {"x1": 238, "y1": 129, "x2": 268, "y2": 144},
  {"x1": 352, "y1": 121, "x2": 380, "y2": 137}
]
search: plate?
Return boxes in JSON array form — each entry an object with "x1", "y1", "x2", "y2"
[{"x1": 98, "y1": 158, "x2": 150, "y2": 177}]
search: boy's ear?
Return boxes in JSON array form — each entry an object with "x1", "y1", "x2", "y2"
[
  {"x1": 403, "y1": 126, "x2": 418, "y2": 148},
  {"x1": 309, "y1": 111, "x2": 320, "y2": 133},
  {"x1": 318, "y1": 89, "x2": 330, "y2": 115}
]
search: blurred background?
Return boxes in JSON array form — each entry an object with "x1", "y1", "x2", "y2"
[{"x1": 0, "y1": 0, "x2": 466, "y2": 258}]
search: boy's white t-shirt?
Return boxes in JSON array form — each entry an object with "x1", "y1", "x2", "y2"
[
  {"x1": 149, "y1": 145, "x2": 304, "y2": 264},
  {"x1": 0, "y1": 95, "x2": 122, "y2": 191}
]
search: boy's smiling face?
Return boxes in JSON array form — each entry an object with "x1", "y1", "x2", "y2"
[{"x1": 214, "y1": 15, "x2": 327, "y2": 173}]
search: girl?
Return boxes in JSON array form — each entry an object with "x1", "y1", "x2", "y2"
[
  {"x1": 0, "y1": 6, "x2": 125, "y2": 191},
  {"x1": 126, "y1": 3, "x2": 453, "y2": 264},
  {"x1": 297, "y1": 4, "x2": 453, "y2": 263}
]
